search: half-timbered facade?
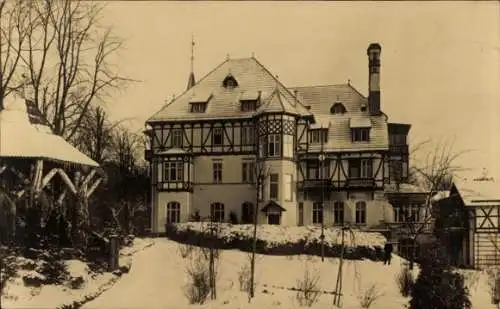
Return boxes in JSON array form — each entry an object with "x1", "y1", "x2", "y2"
[
  {"x1": 145, "y1": 43, "x2": 418, "y2": 233},
  {"x1": 435, "y1": 177, "x2": 500, "y2": 269}
]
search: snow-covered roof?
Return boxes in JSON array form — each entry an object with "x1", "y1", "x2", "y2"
[
  {"x1": 0, "y1": 95, "x2": 99, "y2": 167},
  {"x1": 384, "y1": 183, "x2": 429, "y2": 194},
  {"x1": 454, "y1": 177, "x2": 500, "y2": 206}
]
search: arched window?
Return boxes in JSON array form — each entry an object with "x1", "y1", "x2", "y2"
[
  {"x1": 210, "y1": 202, "x2": 225, "y2": 222},
  {"x1": 312, "y1": 202, "x2": 323, "y2": 224},
  {"x1": 241, "y1": 202, "x2": 254, "y2": 224},
  {"x1": 330, "y1": 102, "x2": 346, "y2": 114},
  {"x1": 166, "y1": 201, "x2": 181, "y2": 223},
  {"x1": 333, "y1": 201, "x2": 344, "y2": 225},
  {"x1": 355, "y1": 201, "x2": 366, "y2": 225}
]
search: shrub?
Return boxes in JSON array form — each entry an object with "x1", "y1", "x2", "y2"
[
  {"x1": 396, "y1": 265, "x2": 415, "y2": 297},
  {"x1": 409, "y1": 243, "x2": 471, "y2": 309},
  {"x1": 357, "y1": 283, "x2": 384, "y2": 308},
  {"x1": 184, "y1": 252, "x2": 210, "y2": 304},
  {"x1": 486, "y1": 267, "x2": 500, "y2": 307},
  {"x1": 295, "y1": 264, "x2": 321, "y2": 307},
  {"x1": 178, "y1": 243, "x2": 194, "y2": 259}
]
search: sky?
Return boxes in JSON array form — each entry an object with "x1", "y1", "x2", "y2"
[{"x1": 100, "y1": 1, "x2": 500, "y2": 179}]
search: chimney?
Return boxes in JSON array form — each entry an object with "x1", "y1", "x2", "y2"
[{"x1": 367, "y1": 43, "x2": 381, "y2": 115}]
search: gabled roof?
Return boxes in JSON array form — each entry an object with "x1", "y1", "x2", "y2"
[
  {"x1": 453, "y1": 177, "x2": 500, "y2": 206},
  {"x1": 0, "y1": 95, "x2": 99, "y2": 167},
  {"x1": 147, "y1": 57, "x2": 312, "y2": 122},
  {"x1": 290, "y1": 84, "x2": 389, "y2": 152},
  {"x1": 256, "y1": 87, "x2": 308, "y2": 116}
]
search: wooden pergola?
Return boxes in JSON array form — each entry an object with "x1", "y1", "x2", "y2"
[{"x1": 0, "y1": 95, "x2": 104, "y2": 249}]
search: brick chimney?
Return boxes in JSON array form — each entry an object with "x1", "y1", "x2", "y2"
[{"x1": 367, "y1": 43, "x2": 381, "y2": 115}]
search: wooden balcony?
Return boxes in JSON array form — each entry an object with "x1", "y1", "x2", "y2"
[
  {"x1": 345, "y1": 177, "x2": 376, "y2": 188},
  {"x1": 297, "y1": 179, "x2": 332, "y2": 190},
  {"x1": 389, "y1": 144, "x2": 409, "y2": 155}
]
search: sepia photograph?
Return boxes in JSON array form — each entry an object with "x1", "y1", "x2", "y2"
[{"x1": 0, "y1": 1, "x2": 499, "y2": 308}]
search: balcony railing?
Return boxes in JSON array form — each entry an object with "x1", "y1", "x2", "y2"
[
  {"x1": 346, "y1": 178, "x2": 376, "y2": 188},
  {"x1": 389, "y1": 144, "x2": 409, "y2": 155},
  {"x1": 297, "y1": 179, "x2": 332, "y2": 190}
]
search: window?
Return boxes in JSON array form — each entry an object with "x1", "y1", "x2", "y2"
[
  {"x1": 269, "y1": 174, "x2": 279, "y2": 200},
  {"x1": 166, "y1": 201, "x2": 181, "y2": 223},
  {"x1": 309, "y1": 129, "x2": 328, "y2": 144},
  {"x1": 241, "y1": 126, "x2": 254, "y2": 145},
  {"x1": 241, "y1": 100, "x2": 257, "y2": 112},
  {"x1": 242, "y1": 161, "x2": 255, "y2": 183},
  {"x1": 171, "y1": 129, "x2": 183, "y2": 148},
  {"x1": 355, "y1": 201, "x2": 366, "y2": 225},
  {"x1": 163, "y1": 162, "x2": 183, "y2": 181},
  {"x1": 267, "y1": 208, "x2": 281, "y2": 225},
  {"x1": 190, "y1": 102, "x2": 206, "y2": 113},
  {"x1": 330, "y1": 102, "x2": 346, "y2": 114},
  {"x1": 241, "y1": 202, "x2": 254, "y2": 224},
  {"x1": 307, "y1": 161, "x2": 328, "y2": 179},
  {"x1": 284, "y1": 174, "x2": 293, "y2": 201},
  {"x1": 394, "y1": 204, "x2": 420, "y2": 222},
  {"x1": 389, "y1": 134, "x2": 407, "y2": 145},
  {"x1": 390, "y1": 161, "x2": 403, "y2": 182},
  {"x1": 210, "y1": 202, "x2": 225, "y2": 222},
  {"x1": 352, "y1": 128, "x2": 370, "y2": 142},
  {"x1": 312, "y1": 202, "x2": 323, "y2": 224},
  {"x1": 213, "y1": 161, "x2": 223, "y2": 183},
  {"x1": 349, "y1": 159, "x2": 373, "y2": 178},
  {"x1": 212, "y1": 127, "x2": 223, "y2": 146},
  {"x1": 333, "y1": 201, "x2": 344, "y2": 225},
  {"x1": 267, "y1": 134, "x2": 281, "y2": 157}
]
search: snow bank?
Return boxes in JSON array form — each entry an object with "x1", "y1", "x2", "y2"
[{"x1": 1, "y1": 238, "x2": 155, "y2": 309}]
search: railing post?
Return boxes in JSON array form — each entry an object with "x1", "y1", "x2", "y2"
[{"x1": 108, "y1": 234, "x2": 120, "y2": 272}]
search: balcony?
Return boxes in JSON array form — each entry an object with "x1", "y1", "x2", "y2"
[
  {"x1": 389, "y1": 144, "x2": 409, "y2": 155},
  {"x1": 346, "y1": 178, "x2": 375, "y2": 188},
  {"x1": 297, "y1": 179, "x2": 332, "y2": 190}
]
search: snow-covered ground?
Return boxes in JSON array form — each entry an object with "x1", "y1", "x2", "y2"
[
  {"x1": 1, "y1": 238, "x2": 155, "y2": 309},
  {"x1": 81, "y1": 238, "x2": 495, "y2": 309}
]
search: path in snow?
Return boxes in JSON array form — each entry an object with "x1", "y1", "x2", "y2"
[{"x1": 82, "y1": 240, "x2": 188, "y2": 309}]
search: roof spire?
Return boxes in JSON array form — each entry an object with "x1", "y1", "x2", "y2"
[{"x1": 186, "y1": 34, "x2": 196, "y2": 90}]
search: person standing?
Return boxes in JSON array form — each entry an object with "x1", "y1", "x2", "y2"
[{"x1": 384, "y1": 241, "x2": 393, "y2": 265}]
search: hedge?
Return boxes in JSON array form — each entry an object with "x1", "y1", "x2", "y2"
[{"x1": 165, "y1": 223, "x2": 385, "y2": 261}]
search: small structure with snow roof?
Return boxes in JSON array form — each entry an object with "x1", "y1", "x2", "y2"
[
  {"x1": 434, "y1": 175, "x2": 500, "y2": 269},
  {"x1": 0, "y1": 93, "x2": 104, "y2": 248}
]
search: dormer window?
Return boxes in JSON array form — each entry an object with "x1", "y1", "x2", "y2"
[
  {"x1": 330, "y1": 102, "x2": 346, "y2": 114},
  {"x1": 309, "y1": 129, "x2": 328, "y2": 144},
  {"x1": 241, "y1": 100, "x2": 257, "y2": 112},
  {"x1": 222, "y1": 74, "x2": 238, "y2": 90},
  {"x1": 352, "y1": 128, "x2": 370, "y2": 142},
  {"x1": 190, "y1": 102, "x2": 207, "y2": 113}
]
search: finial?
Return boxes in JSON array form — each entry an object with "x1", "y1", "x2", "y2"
[
  {"x1": 251, "y1": 52, "x2": 255, "y2": 58},
  {"x1": 190, "y1": 34, "x2": 195, "y2": 73},
  {"x1": 347, "y1": 78, "x2": 351, "y2": 85},
  {"x1": 226, "y1": 53, "x2": 230, "y2": 60}
]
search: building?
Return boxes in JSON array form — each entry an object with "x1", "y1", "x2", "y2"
[
  {"x1": 145, "y1": 42, "x2": 425, "y2": 238},
  {"x1": 434, "y1": 176, "x2": 500, "y2": 269}
]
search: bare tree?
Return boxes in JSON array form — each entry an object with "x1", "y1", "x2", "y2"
[
  {"x1": 403, "y1": 138, "x2": 469, "y2": 269},
  {"x1": 0, "y1": 0, "x2": 30, "y2": 109},
  {"x1": 7, "y1": 0, "x2": 133, "y2": 140},
  {"x1": 249, "y1": 160, "x2": 269, "y2": 301}
]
